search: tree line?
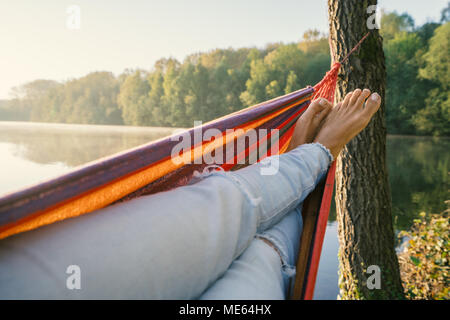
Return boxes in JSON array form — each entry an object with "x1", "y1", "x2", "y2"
[{"x1": 0, "y1": 9, "x2": 448, "y2": 136}]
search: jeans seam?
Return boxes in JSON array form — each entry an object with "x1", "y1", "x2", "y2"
[
  {"x1": 257, "y1": 183, "x2": 314, "y2": 225},
  {"x1": 304, "y1": 142, "x2": 334, "y2": 164},
  {"x1": 189, "y1": 171, "x2": 261, "y2": 260},
  {"x1": 194, "y1": 171, "x2": 263, "y2": 207},
  {"x1": 255, "y1": 234, "x2": 296, "y2": 278}
]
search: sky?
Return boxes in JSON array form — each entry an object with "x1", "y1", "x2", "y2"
[{"x1": 0, "y1": 0, "x2": 448, "y2": 99}]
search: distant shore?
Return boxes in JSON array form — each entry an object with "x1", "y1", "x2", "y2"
[
  {"x1": 0, "y1": 121, "x2": 184, "y2": 135},
  {"x1": 1, "y1": 120, "x2": 448, "y2": 139}
]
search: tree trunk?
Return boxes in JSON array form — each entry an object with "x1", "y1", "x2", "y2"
[{"x1": 328, "y1": 0, "x2": 405, "y2": 299}]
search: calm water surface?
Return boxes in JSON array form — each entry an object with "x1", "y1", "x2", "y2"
[{"x1": 0, "y1": 121, "x2": 448, "y2": 299}]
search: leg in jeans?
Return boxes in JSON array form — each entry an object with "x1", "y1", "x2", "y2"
[
  {"x1": 199, "y1": 206, "x2": 303, "y2": 300},
  {"x1": 198, "y1": 89, "x2": 383, "y2": 300},
  {"x1": 0, "y1": 143, "x2": 331, "y2": 299}
]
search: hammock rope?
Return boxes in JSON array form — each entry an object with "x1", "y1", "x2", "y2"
[{"x1": 340, "y1": 31, "x2": 371, "y2": 64}]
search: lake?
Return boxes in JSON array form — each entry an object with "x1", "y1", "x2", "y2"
[{"x1": 0, "y1": 121, "x2": 448, "y2": 299}]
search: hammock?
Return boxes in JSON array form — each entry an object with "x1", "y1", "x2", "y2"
[{"x1": 0, "y1": 63, "x2": 341, "y2": 300}]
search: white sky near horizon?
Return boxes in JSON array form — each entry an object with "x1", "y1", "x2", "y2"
[{"x1": 0, "y1": 0, "x2": 447, "y2": 99}]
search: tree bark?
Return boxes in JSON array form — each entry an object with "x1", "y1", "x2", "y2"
[{"x1": 328, "y1": 0, "x2": 405, "y2": 299}]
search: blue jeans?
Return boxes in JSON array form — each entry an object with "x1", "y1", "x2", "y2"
[{"x1": 0, "y1": 143, "x2": 332, "y2": 299}]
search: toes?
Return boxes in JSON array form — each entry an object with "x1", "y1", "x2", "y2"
[
  {"x1": 308, "y1": 98, "x2": 332, "y2": 114},
  {"x1": 349, "y1": 88, "x2": 362, "y2": 106},
  {"x1": 364, "y1": 92, "x2": 381, "y2": 116},
  {"x1": 318, "y1": 98, "x2": 332, "y2": 110},
  {"x1": 356, "y1": 89, "x2": 371, "y2": 108},
  {"x1": 304, "y1": 100, "x2": 320, "y2": 117},
  {"x1": 342, "y1": 91, "x2": 353, "y2": 108},
  {"x1": 315, "y1": 102, "x2": 332, "y2": 123}
]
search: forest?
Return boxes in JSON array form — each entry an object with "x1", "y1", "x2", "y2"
[{"x1": 0, "y1": 9, "x2": 449, "y2": 136}]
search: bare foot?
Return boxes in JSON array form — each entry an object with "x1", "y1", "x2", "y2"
[
  {"x1": 314, "y1": 88, "x2": 382, "y2": 159},
  {"x1": 286, "y1": 98, "x2": 332, "y2": 152}
]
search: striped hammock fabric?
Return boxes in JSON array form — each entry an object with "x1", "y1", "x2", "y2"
[{"x1": 0, "y1": 61, "x2": 342, "y2": 300}]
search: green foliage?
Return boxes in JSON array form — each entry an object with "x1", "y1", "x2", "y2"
[
  {"x1": 412, "y1": 22, "x2": 450, "y2": 136},
  {"x1": 6, "y1": 72, "x2": 123, "y2": 125},
  {"x1": 117, "y1": 70, "x2": 151, "y2": 126},
  {"x1": 240, "y1": 39, "x2": 328, "y2": 106},
  {"x1": 384, "y1": 32, "x2": 429, "y2": 134},
  {"x1": 5, "y1": 80, "x2": 61, "y2": 121},
  {"x1": 383, "y1": 9, "x2": 450, "y2": 137},
  {"x1": 397, "y1": 203, "x2": 449, "y2": 300},
  {"x1": 1, "y1": 30, "x2": 330, "y2": 128},
  {"x1": 413, "y1": 89, "x2": 450, "y2": 136},
  {"x1": 419, "y1": 22, "x2": 450, "y2": 89},
  {"x1": 380, "y1": 11, "x2": 415, "y2": 41}
]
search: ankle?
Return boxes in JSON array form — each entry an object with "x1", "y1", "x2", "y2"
[{"x1": 313, "y1": 138, "x2": 341, "y2": 159}]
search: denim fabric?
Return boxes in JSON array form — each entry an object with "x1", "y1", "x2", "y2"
[
  {"x1": 199, "y1": 207, "x2": 303, "y2": 300},
  {"x1": 0, "y1": 143, "x2": 331, "y2": 299}
]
